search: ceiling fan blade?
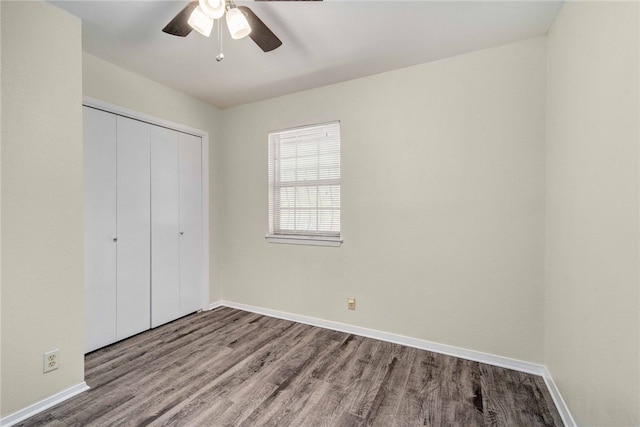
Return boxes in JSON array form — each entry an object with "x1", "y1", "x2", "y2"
[
  {"x1": 162, "y1": 1, "x2": 199, "y2": 37},
  {"x1": 238, "y1": 6, "x2": 283, "y2": 52}
]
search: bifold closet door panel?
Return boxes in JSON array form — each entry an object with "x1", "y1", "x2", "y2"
[
  {"x1": 150, "y1": 126, "x2": 181, "y2": 328},
  {"x1": 116, "y1": 116, "x2": 151, "y2": 340},
  {"x1": 83, "y1": 107, "x2": 117, "y2": 353},
  {"x1": 179, "y1": 133, "x2": 203, "y2": 315}
]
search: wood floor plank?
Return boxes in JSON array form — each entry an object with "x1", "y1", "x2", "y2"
[
  {"x1": 102, "y1": 322, "x2": 302, "y2": 426},
  {"x1": 325, "y1": 334, "x2": 376, "y2": 388},
  {"x1": 347, "y1": 340, "x2": 398, "y2": 420},
  {"x1": 480, "y1": 365, "x2": 560, "y2": 427},
  {"x1": 291, "y1": 382, "x2": 353, "y2": 427},
  {"x1": 239, "y1": 330, "x2": 350, "y2": 426},
  {"x1": 89, "y1": 345, "x2": 233, "y2": 426},
  {"x1": 18, "y1": 308, "x2": 564, "y2": 427},
  {"x1": 393, "y1": 350, "x2": 443, "y2": 426},
  {"x1": 128, "y1": 322, "x2": 311, "y2": 426},
  {"x1": 84, "y1": 307, "x2": 243, "y2": 372},
  {"x1": 363, "y1": 345, "x2": 417, "y2": 426}
]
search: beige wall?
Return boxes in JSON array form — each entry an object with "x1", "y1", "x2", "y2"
[
  {"x1": 221, "y1": 37, "x2": 547, "y2": 363},
  {"x1": 545, "y1": 2, "x2": 640, "y2": 425},
  {"x1": 82, "y1": 53, "x2": 224, "y2": 302},
  {"x1": 1, "y1": 1, "x2": 84, "y2": 416}
]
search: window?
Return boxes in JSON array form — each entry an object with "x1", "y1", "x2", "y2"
[{"x1": 267, "y1": 121, "x2": 341, "y2": 246}]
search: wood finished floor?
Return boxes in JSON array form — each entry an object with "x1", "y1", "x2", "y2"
[{"x1": 20, "y1": 307, "x2": 563, "y2": 426}]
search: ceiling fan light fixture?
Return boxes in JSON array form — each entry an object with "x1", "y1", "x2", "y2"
[
  {"x1": 188, "y1": 6, "x2": 214, "y2": 37},
  {"x1": 226, "y1": 7, "x2": 251, "y2": 40},
  {"x1": 199, "y1": 0, "x2": 224, "y2": 20}
]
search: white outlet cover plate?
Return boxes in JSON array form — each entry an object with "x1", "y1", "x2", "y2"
[{"x1": 43, "y1": 349, "x2": 60, "y2": 373}]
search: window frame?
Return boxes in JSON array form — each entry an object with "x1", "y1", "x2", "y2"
[{"x1": 266, "y1": 121, "x2": 342, "y2": 247}]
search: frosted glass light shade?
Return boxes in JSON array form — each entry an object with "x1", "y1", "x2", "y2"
[
  {"x1": 226, "y1": 7, "x2": 251, "y2": 40},
  {"x1": 188, "y1": 6, "x2": 214, "y2": 37},
  {"x1": 199, "y1": 0, "x2": 224, "y2": 19}
]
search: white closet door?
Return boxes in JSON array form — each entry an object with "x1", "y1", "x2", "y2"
[
  {"x1": 116, "y1": 116, "x2": 151, "y2": 340},
  {"x1": 179, "y1": 133, "x2": 203, "y2": 315},
  {"x1": 83, "y1": 107, "x2": 117, "y2": 353},
  {"x1": 150, "y1": 126, "x2": 181, "y2": 327}
]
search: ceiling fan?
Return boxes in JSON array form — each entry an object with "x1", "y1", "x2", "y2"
[{"x1": 163, "y1": 0, "x2": 319, "y2": 55}]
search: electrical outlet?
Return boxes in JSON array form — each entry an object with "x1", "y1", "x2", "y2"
[
  {"x1": 43, "y1": 349, "x2": 60, "y2": 373},
  {"x1": 347, "y1": 297, "x2": 356, "y2": 310}
]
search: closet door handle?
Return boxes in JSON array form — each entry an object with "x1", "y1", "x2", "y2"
[
  {"x1": 113, "y1": 237, "x2": 118, "y2": 242},
  {"x1": 180, "y1": 231, "x2": 184, "y2": 236}
]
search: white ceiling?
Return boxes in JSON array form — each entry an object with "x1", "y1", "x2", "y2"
[{"x1": 49, "y1": 1, "x2": 563, "y2": 109}]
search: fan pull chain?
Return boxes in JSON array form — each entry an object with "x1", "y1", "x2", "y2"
[{"x1": 216, "y1": 18, "x2": 224, "y2": 62}]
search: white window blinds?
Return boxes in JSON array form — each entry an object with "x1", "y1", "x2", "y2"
[{"x1": 268, "y1": 121, "x2": 341, "y2": 243}]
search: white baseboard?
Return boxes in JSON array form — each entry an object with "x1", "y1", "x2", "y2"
[
  {"x1": 211, "y1": 299, "x2": 575, "y2": 426},
  {"x1": 543, "y1": 368, "x2": 577, "y2": 427},
  {"x1": 207, "y1": 300, "x2": 224, "y2": 310},
  {"x1": 216, "y1": 300, "x2": 546, "y2": 374},
  {"x1": 0, "y1": 382, "x2": 89, "y2": 427}
]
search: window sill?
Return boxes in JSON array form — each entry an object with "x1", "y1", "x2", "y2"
[{"x1": 265, "y1": 235, "x2": 343, "y2": 247}]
